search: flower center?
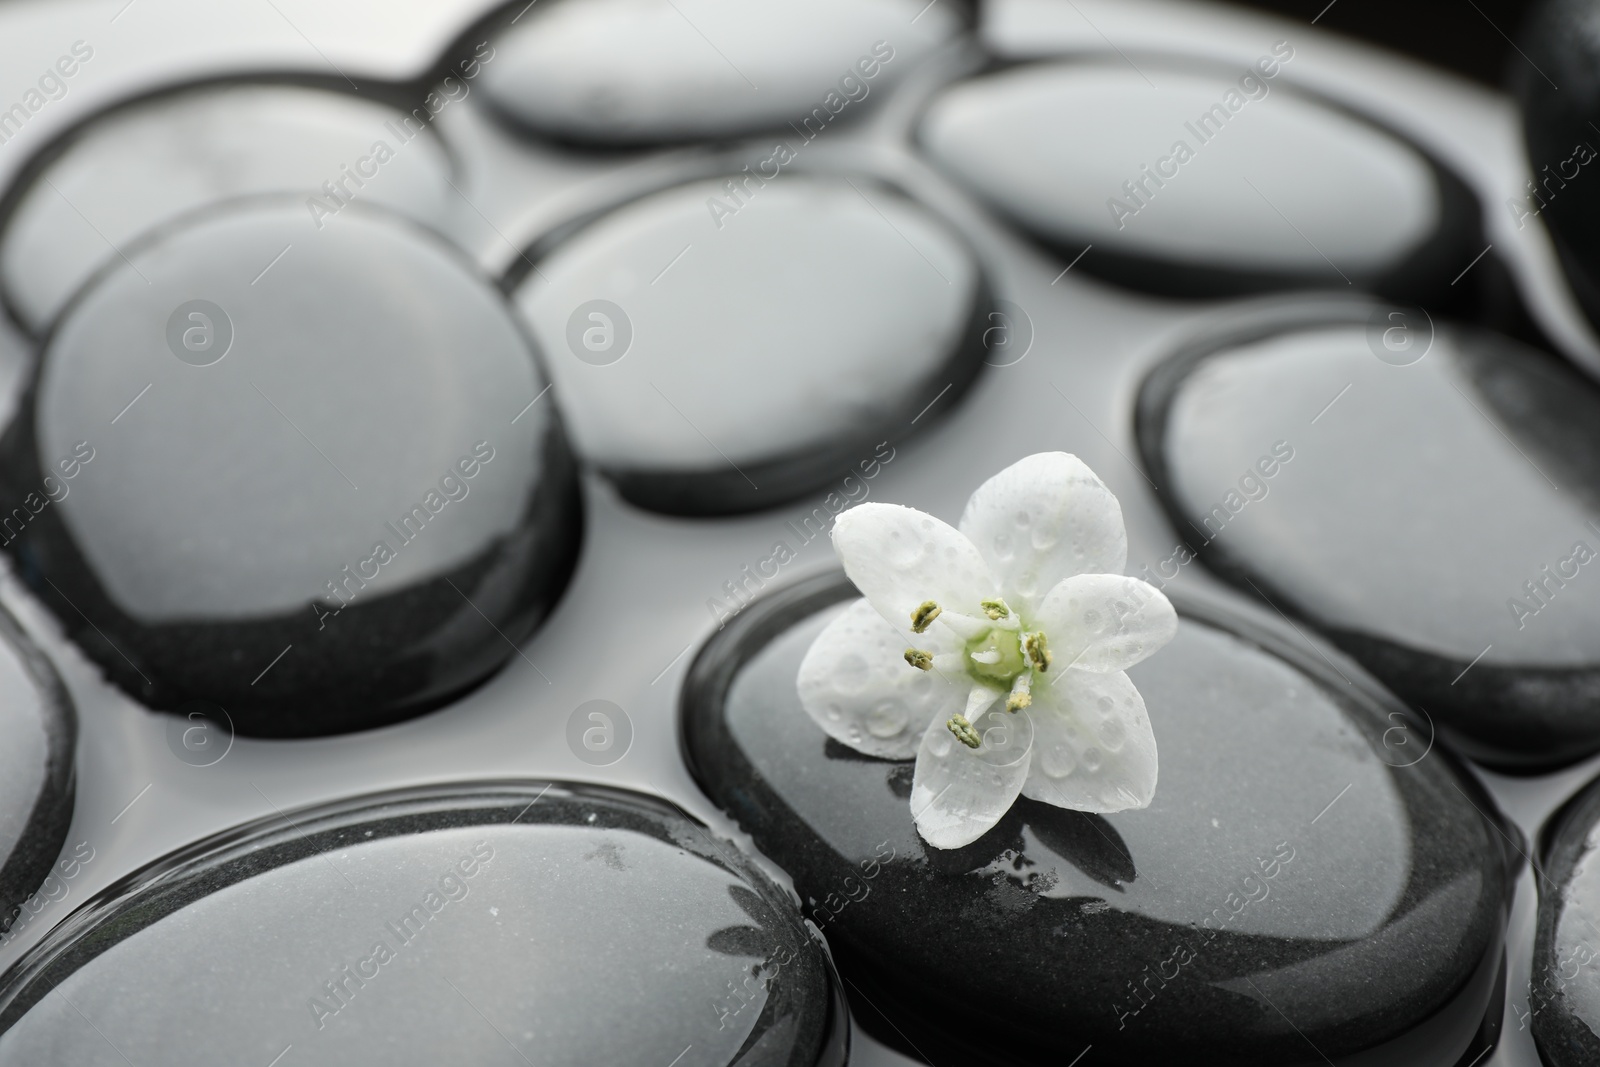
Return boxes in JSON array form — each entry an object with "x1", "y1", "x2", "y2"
[
  {"x1": 900, "y1": 597, "x2": 1055, "y2": 748},
  {"x1": 965, "y1": 629, "x2": 1026, "y2": 683}
]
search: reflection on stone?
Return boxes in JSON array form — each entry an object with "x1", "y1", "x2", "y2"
[
  {"x1": 0, "y1": 83, "x2": 456, "y2": 334},
  {"x1": 0, "y1": 782, "x2": 845, "y2": 1067},
  {"x1": 514, "y1": 175, "x2": 986, "y2": 515},
  {"x1": 1139, "y1": 300, "x2": 1600, "y2": 770},
  {"x1": 479, "y1": 0, "x2": 962, "y2": 145},
  {"x1": 1533, "y1": 770, "x2": 1600, "y2": 1066},
  {"x1": 0, "y1": 199, "x2": 581, "y2": 736},
  {"x1": 920, "y1": 60, "x2": 1480, "y2": 301},
  {"x1": 681, "y1": 572, "x2": 1513, "y2": 1065},
  {"x1": 0, "y1": 605, "x2": 74, "y2": 936}
]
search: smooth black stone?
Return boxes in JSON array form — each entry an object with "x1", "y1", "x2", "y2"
[
  {"x1": 0, "y1": 605, "x2": 74, "y2": 936},
  {"x1": 1517, "y1": 0, "x2": 1600, "y2": 333},
  {"x1": 1532, "y1": 771, "x2": 1600, "y2": 1065},
  {"x1": 1137, "y1": 298, "x2": 1600, "y2": 771},
  {"x1": 681, "y1": 571, "x2": 1515, "y2": 1066},
  {"x1": 919, "y1": 60, "x2": 1486, "y2": 304},
  {"x1": 477, "y1": 0, "x2": 964, "y2": 147},
  {"x1": 0, "y1": 782, "x2": 847, "y2": 1066},
  {"x1": 0, "y1": 199, "x2": 582, "y2": 737},
  {"x1": 0, "y1": 81, "x2": 456, "y2": 336},
  {"x1": 512, "y1": 175, "x2": 988, "y2": 516}
]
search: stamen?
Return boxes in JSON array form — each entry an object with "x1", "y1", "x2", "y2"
[
  {"x1": 1023, "y1": 631, "x2": 1052, "y2": 672},
  {"x1": 911, "y1": 600, "x2": 941, "y2": 634},
  {"x1": 904, "y1": 648, "x2": 933, "y2": 671},
  {"x1": 1006, "y1": 673, "x2": 1032, "y2": 712},
  {"x1": 947, "y1": 714, "x2": 981, "y2": 749},
  {"x1": 980, "y1": 598, "x2": 1010, "y2": 620}
]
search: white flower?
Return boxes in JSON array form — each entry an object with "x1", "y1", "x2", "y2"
[{"x1": 797, "y1": 453, "x2": 1177, "y2": 850}]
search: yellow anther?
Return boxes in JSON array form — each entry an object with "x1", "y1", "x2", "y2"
[
  {"x1": 980, "y1": 598, "x2": 1010, "y2": 621},
  {"x1": 911, "y1": 600, "x2": 941, "y2": 633},
  {"x1": 947, "y1": 714, "x2": 981, "y2": 749},
  {"x1": 1023, "y1": 631, "x2": 1052, "y2": 672},
  {"x1": 904, "y1": 648, "x2": 934, "y2": 671}
]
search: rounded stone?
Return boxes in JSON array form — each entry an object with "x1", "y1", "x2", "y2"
[
  {"x1": 0, "y1": 198, "x2": 581, "y2": 736},
  {"x1": 1517, "y1": 0, "x2": 1600, "y2": 333},
  {"x1": 1532, "y1": 770, "x2": 1600, "y2": 1065},
  {"x1": 514, "y1": 174, "x2": 987, "y2": 515},
  {"x1": 1136, "y1": 297, "x2": 1600, "y2": 770},
  {"x1": 680, "y1": 572, "x2": 1514, "y2": 1065},
  {"x1": 919, "y1": 60, "x2": 1481, "y2": 300},
  {"x1": 0, "y1": 606, "x2": 74, "y2": 938},
  {"x1": 0, "y1": 782, "x2": 847, "y2": 1067},
  {"x1": 0, "y1": 82, "x2": 456, "y2": 336},
  {"x1": 478, "y1": 0, "x2": 963, "y2": 146}
]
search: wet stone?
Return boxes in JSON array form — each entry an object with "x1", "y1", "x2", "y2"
[
  {"x1": 478, "y1": 0, "x2": 962, "y2": 146},
  {"x1": 1137, "y1": 301, "x2": 1600, "y2": 770},
  {"x1": 0, "y1": 199, "x2": 581, "y2": 737},
  {"x1": 1517, "y1": 0, "x2": 1600, "y2": 333},
  {"x1": 680, "y1": 572, "x2": 1513, "y2": 1066},
  {"x1": 513, "y1": 174, "x2": 987, "y2": 516},
  {"x1": 1531, "y1": 771, "x2": 1600, "y2": 1065},
  {"x1": 0, "y1": 83, "x2": 456, "y2": 335},
  {"x1": 0, "y1": 782, "x2": 847, "y2": 1067},
  {"x1": 919, "y1": 60, "x2": 1480, "y2": 300},
  {"x1": 0, "y1": 606, "x2": 74, "y2": 936}
]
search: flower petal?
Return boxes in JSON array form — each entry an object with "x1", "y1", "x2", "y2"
[
  {"x1": 1034, "y1": 574, "x2": 1178, "y2": 673},
  {"x1": 910, "y1": 704, "x2": 1034, "y2": 849},
  {"x1": 1022, "y1": 670, "x2": 1157, "y2": 813},
  {"x1": 958, "y1": 452, "x2": 1127, "y2": 615},
  {"x1": 832, "y1": 503, "x2": 996, "y2": 634},
  {"x1": 797, "y1": 599, "x2": 965, "y2": 759}
]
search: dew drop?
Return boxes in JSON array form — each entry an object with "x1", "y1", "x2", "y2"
[
  {"x1": 1082, "y1": 747, "x2": 1103, "y2": 772},
  {"x1": 826, "y1": 704, "x2": 842, "y2": 723},
  {"x1": 1099, "y1": 719, "x2": 1126, "y2": 752},
  {"x1": 865, "y1": 700, "x2": 909, "y2": 738},
  {"x1": 1040, "y1": 743, "x2": 1077, "y2": 778},
  {"x1": 1014, "y1": 509, "x2": 1031, "y2": 527},
  {"x1": 928, "y1": 731, "x2": 953, "y2": 758},
  {"x1": 992, "y1": 532, "x2": 1014, "y2": 561},
  {"x1": 1096, "y1": 696, "x2": 1113, "y2": 713}
]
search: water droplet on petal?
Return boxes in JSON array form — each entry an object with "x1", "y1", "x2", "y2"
[
  {"x1": 1082, "y1": 747, "x2": 1103, "y2": 772},
  {"x1": 1014, "y1": 509, "x2": 1031, "y2": 527},
  {"x1": 1041, "y1": 743, "x2": 1077, "y2": 778},
  {"x1": 928, "y1": 730, "x2": 953, "y2": 758},
  {"x1": 865, "y1": 701, "x2": 910, "y2": 738},
  {"x1": 1100, "y1": 718, "x2": 1126, "y2": 752}
]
